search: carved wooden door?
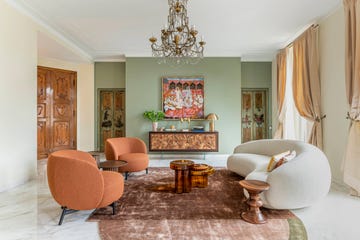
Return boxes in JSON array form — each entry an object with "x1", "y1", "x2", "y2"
[
  {"x1": 99, "y1": 89, "x2": 125, "y2": 151},
  {"x1": 37, "y1": 66, "x2": 77, "y2": 159},
  {"x1": 241, "y1": 89, "x2": 267, "y2": 143}
]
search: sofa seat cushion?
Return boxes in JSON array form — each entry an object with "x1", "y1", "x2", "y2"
[
  {"x1": 227, "y1": 153, "x2": 270, "y2": 177},
  {"x1": 118, "y1": 153, "x2": 149, "y2": 172}
]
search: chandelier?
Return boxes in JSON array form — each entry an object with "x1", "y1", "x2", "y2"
[{"x1": 149, "y1": 0, "x2": 205, "y2": 65}]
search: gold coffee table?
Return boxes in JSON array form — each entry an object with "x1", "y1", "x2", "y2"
[{"x1": 170, "y1": 160, "x2": 194, "y2": 193}]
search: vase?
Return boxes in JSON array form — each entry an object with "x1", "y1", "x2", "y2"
[{"x1": 152, "y1": 122, "x2": 158, "y2": 131}]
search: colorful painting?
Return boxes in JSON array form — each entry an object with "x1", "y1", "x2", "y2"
[{"x1": 162, "y1": 76, "x2": 204, "y2": 119}]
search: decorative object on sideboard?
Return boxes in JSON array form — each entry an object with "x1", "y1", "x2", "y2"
[
  {"x1": 149, "y1": 0, "x2": 205, "y2": 65},
  {"x1": 206, "y1": 113, "x2": 219, "y2": 132},
  {"x1": 180, "y1": 117, "x2": 191, "y2": 130},
  {"x1": 192, "y1": 125, "x2": 204, "y2": 132},
  {"x1": 143, "y1": 110, "x2": 165, "y2": 131}
]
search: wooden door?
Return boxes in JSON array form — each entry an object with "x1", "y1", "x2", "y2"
[
  {"x1": 98, "y1": 89, "x2": 125, "y2": 151},
  {"x1": 241, "y1": 89, "x2": 267, "y2": 143},
  {"x1": 37, "y1": 66, "x2": 77, "y2": 159}
]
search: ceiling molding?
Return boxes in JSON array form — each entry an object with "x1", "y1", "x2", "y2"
[{"x1": 5, "y1": 0, "x2": 94, "y2": 62}]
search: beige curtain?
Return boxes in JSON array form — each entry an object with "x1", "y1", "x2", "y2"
[
  {"x1": 343, "y1": 0, "x2": 360, "y2": 196},
  {"x1": 292, "y1": 26, "x2": 324, "y2": 149},
  {"x1": 274, "y1": 49, "x2": 287, "y2": 139}
]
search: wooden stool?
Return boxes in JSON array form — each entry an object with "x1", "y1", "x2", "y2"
[
  {"x1": 239, "y1": 180, "x2": 270, "y2": 224},
  {"x1": 191, "y1": 164, "x2": 215, "y2": 188},
  {"x1": 170, "y1": 160, "x2": 194, "y2": 193}
]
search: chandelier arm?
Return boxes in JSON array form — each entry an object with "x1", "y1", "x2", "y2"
[{"x1": 149, "y1": 0, "x2": 204, "y2": 64}]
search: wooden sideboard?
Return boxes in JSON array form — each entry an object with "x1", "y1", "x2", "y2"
[{"x1": 149, "y1": 131, "x2": 218, "y2": 152}]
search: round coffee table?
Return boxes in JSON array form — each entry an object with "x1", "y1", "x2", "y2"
[
  {"x1": 99, "y1": 160, "x2": 128, "y2": 172},
  {"x1": 239, "y1": 180, "x2": 270, "y2": 224},
  {"x1": 170, "y1": 160, "x2": 194, "y2": 193}
]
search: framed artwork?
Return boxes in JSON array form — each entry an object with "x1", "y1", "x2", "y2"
[{"x1": 162, "y1": 76, "x2": 204, "y2": 119}]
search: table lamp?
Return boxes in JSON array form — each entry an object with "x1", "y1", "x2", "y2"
[{"x1": 206, "y1": 113, "x2": 219, "y2": 132}]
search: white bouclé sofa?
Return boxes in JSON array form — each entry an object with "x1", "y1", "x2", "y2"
[{"x1": 227, "y1": 139, "x2": 331, "y2": 210}]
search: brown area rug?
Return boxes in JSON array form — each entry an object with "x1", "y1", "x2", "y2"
[{"x1": 88, "y1": 168, "x2": 307, "y2": 240}]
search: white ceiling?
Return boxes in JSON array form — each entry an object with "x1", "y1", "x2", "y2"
[{"x1": 10, "y1": 0, "x2": 341, "y2": 62}]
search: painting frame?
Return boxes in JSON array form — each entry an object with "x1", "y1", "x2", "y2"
[{"x1": 162, "y1": 76, "x2": 205, "y2": 120}]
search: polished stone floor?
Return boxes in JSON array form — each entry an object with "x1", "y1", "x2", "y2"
[{"x1": 1, "y1": 154, "x2": 360, "y2": 240}]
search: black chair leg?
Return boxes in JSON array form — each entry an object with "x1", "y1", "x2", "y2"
[
  {"x1": 125, "y1": 172, "x2": 129, "y2": 180},
  {"x1": 110, "y1": 202, "x2": 117, "y2": 215},
  {"x1": 58, "y1": 206, "x2": 77, "y2": 225},
  {"x1": 146, "y1": 168, "x2": 148, "y2": 174}
]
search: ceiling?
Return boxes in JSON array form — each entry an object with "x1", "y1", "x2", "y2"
[{"x1": 10, "y1": 0, "x2": 341, "y2": 62}]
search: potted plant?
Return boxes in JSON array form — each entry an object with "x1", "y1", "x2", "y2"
[{"x1": 143, "y1": 110, "x2": 165, "y2": 131}]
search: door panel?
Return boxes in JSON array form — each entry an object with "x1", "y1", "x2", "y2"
[
  {"x1": 241, "y1": 89, "x2": 267, "y2": 143},
  {"x1": 99, "y1": 89, "x2": 125, "y2": 151},
  {"x1": 37, "y1": 66, "x2": 77, "y2": 159}
]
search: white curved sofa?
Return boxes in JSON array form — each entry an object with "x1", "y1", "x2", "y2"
[{"x1": 227, "y1": 139, "x2": 331, "y2": 209}]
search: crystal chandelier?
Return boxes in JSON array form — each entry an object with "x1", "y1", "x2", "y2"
[{"x1": 149, "y1": 0, "x2": 205, "y2": 65}]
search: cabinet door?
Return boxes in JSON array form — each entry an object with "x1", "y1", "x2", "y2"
[
  {"x1": 99, "y1": 89, "x2": 125, "y2": 151},
  {"x1": 241, "y1": 89, "x2": 267, "y2": 143}
]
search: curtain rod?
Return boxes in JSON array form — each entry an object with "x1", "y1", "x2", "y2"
[{"x1": 284, "y1": 24, "x2": 319, "y2": 49}]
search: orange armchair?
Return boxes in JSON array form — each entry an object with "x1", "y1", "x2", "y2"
[
  {"x1": 105, "y1": 137, "x2": 149, "y2": 180},
  {"x1": 47, "y1": 150, "x2": 124, "y2": 225}
]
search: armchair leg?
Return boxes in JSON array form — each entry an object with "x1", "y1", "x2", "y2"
[
  {"x1": 58, "y1": 206, "x2": 78, "y2": 225},
  {"x1": 125, "y1": 172, "x2": 129, "y2": 180},
  {"x1": 110, "y1": 202, "x2": 117, "y2": 215},
  {"x1": 146, "y1": 168, "x2": 148, "y2": 174}
]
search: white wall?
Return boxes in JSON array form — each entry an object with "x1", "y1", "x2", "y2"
[
  {"x1": 0, "y1": 0, "x2": 37, "y2": 191},
  {"x1": 319, "y1": 7, "x2": 348, "y2": 185},
  {"x1": 38, "y1": 57, "x2": 95, "y2": 151},
  {"x1": 0, "y1": 0, "x2": 95, "y2": 191}
]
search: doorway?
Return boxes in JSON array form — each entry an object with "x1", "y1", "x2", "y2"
[
  {"x1": 241, "y1": 89, "x2": 268, "y2": 143},
  {"x1": 37, "y1": 66, "x2": 77, "y2": 159},
  {"x1": 98, "y1": 89, "x2": 126, "y2": 151}
]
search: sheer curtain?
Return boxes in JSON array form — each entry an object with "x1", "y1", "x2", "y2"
[
  {"x1": 274, "y1": 49, "x2": 287, "y2": 139},
  {"x1": 343, "y1": 0, "x2": 360, "y2": 196},
  {"x1": 283, "y1": 47, "x2": 308, "y2": 141}
]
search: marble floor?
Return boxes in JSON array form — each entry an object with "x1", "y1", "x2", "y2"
[{"x1": 1, "y1": 154, "x2": 360, "y2": 240}]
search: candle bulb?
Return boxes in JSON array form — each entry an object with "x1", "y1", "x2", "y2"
[{"x1": 191, "y1": 25, "x2": 195, "y2": 31}]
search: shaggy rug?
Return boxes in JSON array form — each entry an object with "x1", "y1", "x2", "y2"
[{"x1": 88, "y1": 168, "x2": 307, "y2": 240}]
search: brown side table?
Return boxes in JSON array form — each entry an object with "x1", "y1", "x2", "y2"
[
  {"x1": 239, "y1": 180, "x2": 270, "y2": 224},
  {"x1": 88, "y1": 151, "x2": 102, "y2": 167},
  {"x1": 170, "y1": 160, "x2": 194, "y2": 193},
  {"x1": 191, "y1": 164, "x2": 215, "y2": 188},
  {"x1": 99, "y1": 160, "x2": 128, "y2": 172}
]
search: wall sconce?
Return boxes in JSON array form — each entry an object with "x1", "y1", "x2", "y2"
[{"x1": 206, "y1": 113, "x2": 219, "y2": 132}]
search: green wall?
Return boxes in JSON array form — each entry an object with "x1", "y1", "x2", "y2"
[
  {"x1": 94, "y1": 62, "x2": 126, "y2": 149},
  {"x1": 126, "y1": 57, "x2": 242, "y2": 154},
  {"x1": 95, "y1": 62, "x2": 126, "y2": 88},
  {"x1": 241, "y1": 62, "x2": 272, "y2": 137}
]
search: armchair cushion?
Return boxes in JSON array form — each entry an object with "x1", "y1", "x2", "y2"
[
  {"x1": 98, "y1": 171, "x2": 124, "y2": 208},
  {"x1": 118, "y1": 153, "x2": 149, "y2": 172}
]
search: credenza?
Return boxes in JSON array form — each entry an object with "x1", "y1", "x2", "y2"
[{"x1": 148, "y1": 131, "x2": 218, "y2": 152}]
